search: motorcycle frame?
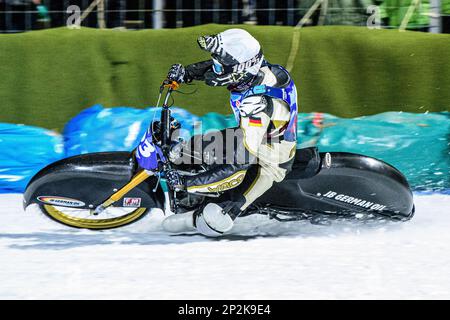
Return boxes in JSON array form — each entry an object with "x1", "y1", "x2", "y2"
[{"x1": 94, "y1": 80, "x2": 180, "y2": 215}]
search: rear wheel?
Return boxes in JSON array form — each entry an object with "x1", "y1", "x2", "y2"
[{"x1": 39, "y1": 204, "x2": 149, "y2": 230}]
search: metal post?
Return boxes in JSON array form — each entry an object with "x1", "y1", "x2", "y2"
[
  {"x1": 288, "y1": 0, "x2": 294, "y2": 25},
  {"x1": 243, "y1": 0, "x2": 257, "y2": 23},
  {"x1": 318, "y1": 0, "x2": 328, "y2": 25},
  {"x1": 176, "y1": 0, "x2": 182, "y2": 27},
  {"x1": 98, "y1": 0, "x2": 106, "y2": 28},
  {"x1": 429, "y1": 0, "x2": 442, "y2": 33},
  {"x1": 139, "y1": 0, "x2": 144, "y2": 28},
  {"x1": 64, "y1": 0, "x2": 70, "y2": 26},
  {"x1": 120, "y1": 0, "x2": 126, "y2": 27},
  {"x1": 5, "y1": 2, "x2": 11, "y2": 32},
  {"x1": 213, "y1": 0, "x2": 219, "y2": 24},
  {"x1": 269, "y1": 0, "x2": 275, "y2": 24},
  {"x1": 25, "y1": 2, "x2": 32, "y2": 31},
  {"x1": 153, "y1": 0, "x2": 163, "y2": 29},
  {"x1": 232, "y1": 0, "x2": 238, "y2": 24},
  {"x1": 195, "y1": 0, "x2": 201, "y2": 25}
]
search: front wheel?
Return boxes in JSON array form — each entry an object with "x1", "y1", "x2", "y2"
[{"x1": 39, "y1": 204, "x2": 149, "y2": 230}]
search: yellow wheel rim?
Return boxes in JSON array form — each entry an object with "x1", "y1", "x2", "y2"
[{"x1": 43, "y1": 205, "x2": 148, "y2": 230}]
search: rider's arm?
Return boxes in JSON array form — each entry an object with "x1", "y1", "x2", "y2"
[{"x1": 184, "y1": 60, "x2": 213, "y2": 82}]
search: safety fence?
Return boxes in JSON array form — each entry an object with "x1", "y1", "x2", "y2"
[
  {"x1": 1, "y1": 0, "x2": 450, "y2": 33},
  {"x1": 2, "y1": 25, "x2": 449, "y2": 132},
  {"x1": 0, "y1": 105, "x2": 448, "y2": 193}
]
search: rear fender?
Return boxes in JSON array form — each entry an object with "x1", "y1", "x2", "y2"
[{"x1": 259, "y1": 151, "x2": 414, "y2": 218}]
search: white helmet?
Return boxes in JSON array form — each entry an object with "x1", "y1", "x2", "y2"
[{"x1": 197, "y1": 28, "x2": 264, "y2": 89}]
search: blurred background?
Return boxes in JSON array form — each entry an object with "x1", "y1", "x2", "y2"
[
  {"x1": 1, "y1": 0, "x2": 449, "y2": 33},
  {"x1": 0, "y1": 1, "x2": 448, "y2": 301},
  {"x1": 0, "y1": 1, "x2": 448, "y2": 194}
]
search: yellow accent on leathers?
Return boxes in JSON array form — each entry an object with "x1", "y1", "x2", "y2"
[
  {"x1": 239, "y1": 66, "x2": 296, "y2": 210},
  {"x1": 187, "y1": 170, "x2": 247, "y2": 193}
]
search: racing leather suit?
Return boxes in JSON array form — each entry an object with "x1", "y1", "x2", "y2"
[{"x1": 178, "y1": 61, "x2": 298, "y2": 217}]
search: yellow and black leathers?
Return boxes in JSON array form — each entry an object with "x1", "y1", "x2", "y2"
[{"x1": 178, "y1": 62, "x2": 297, "y2": 216}]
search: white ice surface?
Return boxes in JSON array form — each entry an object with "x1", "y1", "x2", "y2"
[{"x1": 0, "y1": 193, "x2": 449, "y2": 299}]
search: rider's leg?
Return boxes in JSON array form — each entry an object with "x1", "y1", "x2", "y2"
[
  {"x1": 193, "y1": 165, "x2": 259, "y2": 237},
  {"x1": 161, "y1": 164, "x2": 250, "y2": 234},
  {"x1": 162, "y1": 132, "x2": 253, "y2": 235},
  {"x1": 193, "y1": 166, "x2": 290, "y2": 237},
  {"x1": 195, "y1": 145, "x2": 296, "y2": 237},
  {"x1": 238, "y1": 140, "x2": 297, "y2": 211},
  {"x1": 162, "y1": 165, "x2": 259, "y2": 235},
  {"x1": 163, "y1": 137, "x2": 296, "y2": 236},
  {"x1": 161, "y1": 210, "x2": 196, "y2": 233}
]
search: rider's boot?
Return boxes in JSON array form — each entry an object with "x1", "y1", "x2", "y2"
[
  {"x1": 162, "y1": 211, "x2": 196, "y2": 233},
  {"x1": 162, "y1": 202, "x2": 239, "y2": 237}
]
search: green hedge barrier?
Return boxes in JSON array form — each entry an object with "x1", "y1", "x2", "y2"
[{"x1": 1, "y1": 25, "x2": 449, "y2": 131}]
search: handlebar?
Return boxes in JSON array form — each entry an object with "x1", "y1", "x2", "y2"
[
  {"x1": 160, "y1": 79, "x2": 180, "y2": 92},
  {"x1": 159, "y1": 79, "x2": 181, "y2": 213},
  {"x1": 158, "y1": 79, "x2": 180, "y2": 155}
]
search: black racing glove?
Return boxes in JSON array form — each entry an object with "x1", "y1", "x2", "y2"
[{"x1": 167, "y1": 64, "x2": 186, "y2": 83}]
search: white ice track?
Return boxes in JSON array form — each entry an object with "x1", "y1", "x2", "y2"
[{"x1": 0, "y1": 193, "x2": 449, "y2": 299}]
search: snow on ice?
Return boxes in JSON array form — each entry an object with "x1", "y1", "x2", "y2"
[{"x1": 0, "y1": 193, "x2": 449, "y2": 299}]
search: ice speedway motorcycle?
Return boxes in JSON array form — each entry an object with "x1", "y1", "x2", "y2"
[{"x1": 23, "y1": 80, "x2": 415, "y2": 231}]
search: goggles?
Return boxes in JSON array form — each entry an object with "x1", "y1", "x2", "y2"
[
  {"x1": 212, "y1": 58, "x2": 225, "y2": 75},
  {"x1": 211, "y1": 50, "x2": 264, "y2": 76}
]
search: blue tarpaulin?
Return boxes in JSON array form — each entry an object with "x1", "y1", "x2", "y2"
[
  {"x1": 1, "y1": 105, "x2": 448, "y2": 193},
  {"x1": 64, "y1": 104, "x2": 200, "y2": 157},
  {"x1": 298, "y1": 112, "x2": 450, "y2": 192},
  {"x1": 0, "y1": 123, "x2": 64, "y2": 193}
]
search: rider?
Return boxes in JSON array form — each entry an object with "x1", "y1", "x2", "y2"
[{"x1": 162, "y1": 28, "x2": 298, "y2": 237}]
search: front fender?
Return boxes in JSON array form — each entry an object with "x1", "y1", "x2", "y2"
[{"x1": 23, "y1": 152, "x2": 164, "y2": 210}]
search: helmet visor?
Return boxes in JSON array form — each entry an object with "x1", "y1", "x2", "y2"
[{"x1": 212, "y1": 50, "x2": 264, "y2": 76}]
